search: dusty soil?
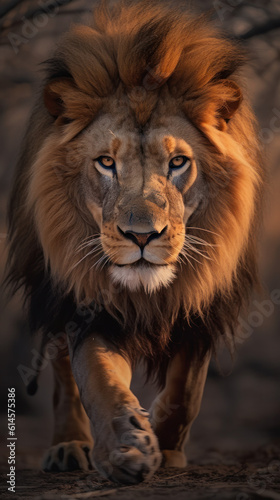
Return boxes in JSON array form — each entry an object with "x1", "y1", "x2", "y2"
[{"x1": 1, "y1": 444, "x2": 280, "y2": 500}]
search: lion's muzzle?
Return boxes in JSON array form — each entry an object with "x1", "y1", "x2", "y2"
[{"x1": 117, "y1": 225, "x2": 167, "y2": 251}]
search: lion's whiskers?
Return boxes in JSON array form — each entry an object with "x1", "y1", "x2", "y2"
[
  {"x1": 77, "y1": 241, "x2": 103, "y2": 252},
  {"x1": 185, "y1": 226, "x2": 220, "y2": 237},
  {"x1": 179, "y1": 250, "x2": 196, "y2": 270},
  {"x1": 75, "y1": 228, "x2": 217, "y2": 274},
  {"x1": 183, "y1": 242, "x2": 213, "y2": 261},
  {"x1": 176, "y1": 227, "x2": 218, "y2": 269},
  {"x1": 72, "y1": 244, "x2": 103, "y2": 270},
  {"x1": 76, "y1": 235, "x2": 101, "y2": 252},
  {"x1": 77, "y1": 241, "x2": 101, "y2": 252},
  {"x1": 177, "y1": 232, "x2": 217, "y2": 247},
  {"x1": 176, "y1": 254, "x2": 185, "y2": 270},
  {"x1": 94, "y1": 255, "x2": 108, "y2": 272},
  {"x1": 185, "y1": 235, "x2": 218, "y2": 247},
  {"x1": 91, "y1": 249, "x2": 119, "y2": 272}
]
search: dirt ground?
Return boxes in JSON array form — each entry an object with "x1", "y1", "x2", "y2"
[{"x1": 0, "y1": 442, "x2": 280, "y2": 500}]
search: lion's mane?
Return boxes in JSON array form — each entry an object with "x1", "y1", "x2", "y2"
[{"x1": 6, "y1": 0, "x2": 265, "y2": 381}]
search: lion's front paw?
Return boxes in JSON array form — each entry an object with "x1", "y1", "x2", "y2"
[
  {"x1": 93, "y1": 407, "x2": 162, "y2": 484},
  {"x1": 42, "y1": 440, "x2": 93, "y2": 472}
]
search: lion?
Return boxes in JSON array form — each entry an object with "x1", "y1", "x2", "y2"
[{"x1": 5, "y1": 0, "x2": 265, "y2": 485}]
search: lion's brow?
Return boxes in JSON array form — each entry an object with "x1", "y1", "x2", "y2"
[
  {"x1": 111, "y1": 137, "x2": 121, "y2": 157},
  {"x1": 163, "y1": 136, "x2": 176, "y2": 154}
]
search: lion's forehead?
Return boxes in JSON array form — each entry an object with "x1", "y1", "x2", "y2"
[{"x1": 80, "y1": 112, "x2": 198, "y2": 165}]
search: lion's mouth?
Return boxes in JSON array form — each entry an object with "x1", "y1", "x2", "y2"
[
  {"x1": 115, "y1": 258, "x2": 166, "y2": 268},
  {"x1": 109, "y1": 261, "x2": 177, "y2": 293}
]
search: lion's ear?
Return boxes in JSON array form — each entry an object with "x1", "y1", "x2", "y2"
[
  {"x1": 183, "y1": 80, "x2": 243, "y2": 132},
  {"x1": 218, "y1": 80, "x2": 243, "y2": 123},
  {"x1": 44, "y1": 78, "x2": 102, "y2": 126},
  {"x1": 44, "y1": 78, "x2": 75, "y2": 118}
]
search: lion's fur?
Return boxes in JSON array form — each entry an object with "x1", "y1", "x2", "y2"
[{"x1": 6, "y1": 0, "x2": 265, "y2": 381}]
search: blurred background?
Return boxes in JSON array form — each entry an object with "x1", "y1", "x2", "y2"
[{"x1": 0, "y1": 0, "x2": 279, "y2": 473}]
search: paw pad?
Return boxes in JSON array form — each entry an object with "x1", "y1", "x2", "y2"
[
  {"x1": 93, "y1": 407, "x2": 162, "y2": 484},
  {"x1": 42, "y1": 441, "x2": 93, "y2": 472}
]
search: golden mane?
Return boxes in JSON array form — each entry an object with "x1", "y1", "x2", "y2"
[{"x1": 6, "y1": 0, "x2": 265, "y2": 378}]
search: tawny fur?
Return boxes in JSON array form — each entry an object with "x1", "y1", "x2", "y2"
[{"x1": 6, "y1": 0, "x2": 265, "y2": 376}]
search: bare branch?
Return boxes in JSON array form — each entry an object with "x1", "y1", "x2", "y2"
[{"x1": 0, "y1": 0, "x2": 22, "y2": 19}]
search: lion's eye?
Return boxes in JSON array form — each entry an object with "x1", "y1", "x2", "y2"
[
  {"x1": 169, "y1": 155, "x2": 190, "y2": 169},
  {"x1": 96, "y1": 156, "x2": 115, "y2": 170}
]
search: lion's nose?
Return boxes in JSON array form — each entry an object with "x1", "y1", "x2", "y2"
[{"x1": 118, "y1": 226, "x2": 167, "y2": 249}]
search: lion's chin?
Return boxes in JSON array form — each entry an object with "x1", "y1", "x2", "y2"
[{"x1": 109, "y1": 263, "x2": 177, "y2": 294}]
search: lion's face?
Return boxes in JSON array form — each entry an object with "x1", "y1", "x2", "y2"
[
  {"x1": 78, "y1": 100, "x2": 203, "y2": 292},
  {"x1": 9, "y1": 1, "x2": 263, "y2": 338}
]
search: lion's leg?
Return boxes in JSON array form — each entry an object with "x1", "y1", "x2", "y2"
[
  {"x1": 150, "y1": 348, "x2": 211, "y2": 468},
  {"x1": 68, "y1": 335, "x2": 162, "y2": 484},
  {"x1": 42, "y1": 355, "x2": 93, "y2": 472}
]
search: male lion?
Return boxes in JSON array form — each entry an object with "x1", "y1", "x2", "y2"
[{"x1": 6, "y1": 0, "x2": 264, "y2": 485}]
